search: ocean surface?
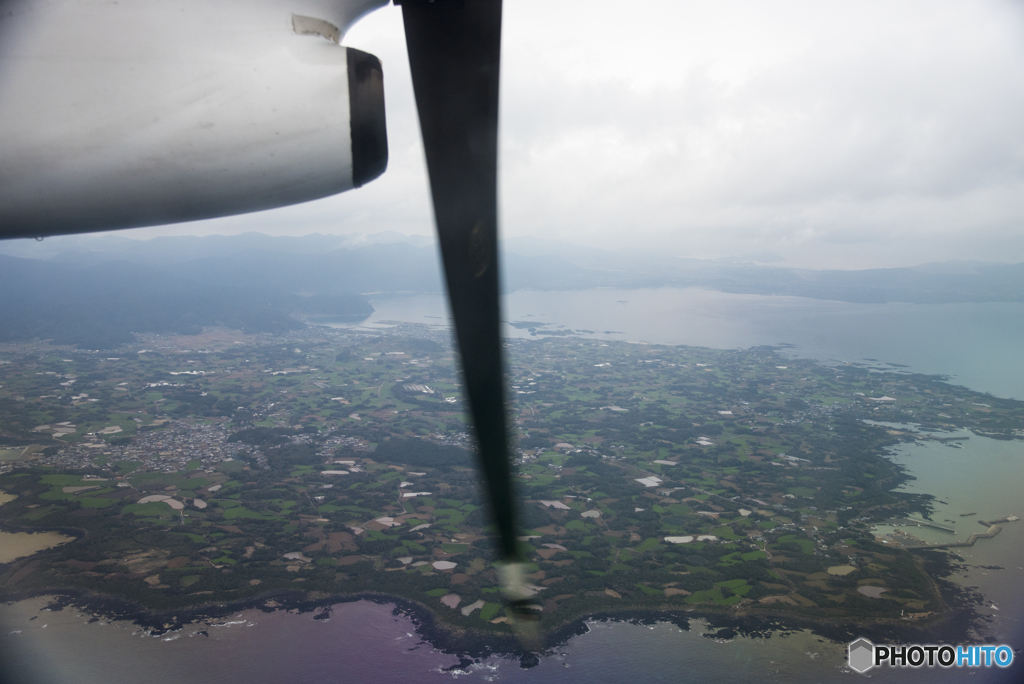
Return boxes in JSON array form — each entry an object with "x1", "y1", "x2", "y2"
[
  {"x1": 4, "y1": 287, "x2": 1024, "y2": 684},
  {"x1": 349, "y1": 288, "x2": 1024, "y2": 400},
  {"x1": 877, "y1": 430, "x2": 1024, "y2": 644}
]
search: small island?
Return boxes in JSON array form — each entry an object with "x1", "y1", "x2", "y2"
[{"x1": 2, "y1": 324, "x2": 1022, "y2": 642}]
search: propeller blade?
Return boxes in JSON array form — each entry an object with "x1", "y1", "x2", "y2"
[{"x1": 398, "y1": 0, "x2": 521, "y2": 564}]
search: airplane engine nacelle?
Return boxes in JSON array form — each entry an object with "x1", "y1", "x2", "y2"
[{"x1": 0, "y1": 0, "x2": 389, "y2": 238}]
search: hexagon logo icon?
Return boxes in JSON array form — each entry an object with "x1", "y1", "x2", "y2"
[{"x1": 848, "y1": 638, "x2": 875, "y2": 673}]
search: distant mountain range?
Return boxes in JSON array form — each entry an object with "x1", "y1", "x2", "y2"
[
  {"x1": 0, "y1": 232, "x2": 1022, "y2": 348},
  {"x1": 0, "y1": 250, "x2": 372, "y2": 349}
]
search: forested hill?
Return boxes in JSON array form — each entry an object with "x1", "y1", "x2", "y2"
[
  {"x1": 3, "y1": 232, "x2": 1024, "y2": 305},
  {"x1": 0, "y1": 254, "x2": 373, "y2": 349},
  {"x1": 3, "y1": 232, "x2": 1024, "y2": 349}
]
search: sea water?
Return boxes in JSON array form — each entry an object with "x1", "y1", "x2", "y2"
[
  {"x1": 877, "y1": 431, "x2": 1024, "y2": 649},
  {"x1": 346, "y1": 287, "x2": 1024, "y2": 400}
]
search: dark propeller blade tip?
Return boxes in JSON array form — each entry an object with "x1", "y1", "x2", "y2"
[{"x1": 399, "y1": 0, "x2": 521, "y2": 563}]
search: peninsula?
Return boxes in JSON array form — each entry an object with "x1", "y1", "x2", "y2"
[{"x1": 2, "y1": 324, "x2": 1022, "y2": 636}]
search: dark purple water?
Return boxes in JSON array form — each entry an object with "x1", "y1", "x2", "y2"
[{"x1": 2, "y1": 594, "x2": 1020, "y2": 684}]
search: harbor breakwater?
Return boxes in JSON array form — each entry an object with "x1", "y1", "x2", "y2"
[{"x1": 907, "y1": 516, "x2": 1019, "y2": 550}]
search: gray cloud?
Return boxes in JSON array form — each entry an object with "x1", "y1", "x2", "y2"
[{"x1": 125, "y1": 0, "x2": 1024, "y2": 269}]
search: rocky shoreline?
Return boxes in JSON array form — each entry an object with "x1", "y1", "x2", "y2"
[{"x1": 1, "y1": 547, "x2": 989, "y2": 670}]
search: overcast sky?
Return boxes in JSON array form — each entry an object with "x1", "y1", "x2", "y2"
[{"x1": 121, "y1": 0, "x2": 1024, "y2": 270}]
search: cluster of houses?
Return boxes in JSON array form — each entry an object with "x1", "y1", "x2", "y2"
[{"x1": 26, "y1": 420, "x2": 247, "y2": 474}]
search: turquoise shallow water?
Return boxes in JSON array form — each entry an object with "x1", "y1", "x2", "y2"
[
  {"x1": 5, "y1": 288, "x2": 1024, "y2": 683},
  {"x1": 878, "y1": 432, "x2": 1024, "y2": 646}
]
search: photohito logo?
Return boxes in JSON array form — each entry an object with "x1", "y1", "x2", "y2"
[{"x1": 848, "y1": 638, "x2": 1014, "y2": 673}]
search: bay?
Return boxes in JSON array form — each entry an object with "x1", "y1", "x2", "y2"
[
  {"x1": 0, "y1": 530, "x2": 75, "y2": 563},
  {"x1": 875, "y1": 431, "x2": 1024, "y2": 650},
  {"x1": 0, "y1": 492, "x2": 76, "y2": 563},
  {"x1": 343, "y1": 288, "x2": 1024, "y2": 400}
]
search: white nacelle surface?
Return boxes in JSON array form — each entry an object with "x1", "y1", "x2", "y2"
[{"x1": 0, "y1": 0, "x2": 388, "y2": 237}]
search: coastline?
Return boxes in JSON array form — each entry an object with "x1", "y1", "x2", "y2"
[
  {"x1": 0, "y1": 546, "x2": 986, "y2": 668},
  {"x1": 3, "y1": 327, "x2": 1020, "y2": 675}
]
